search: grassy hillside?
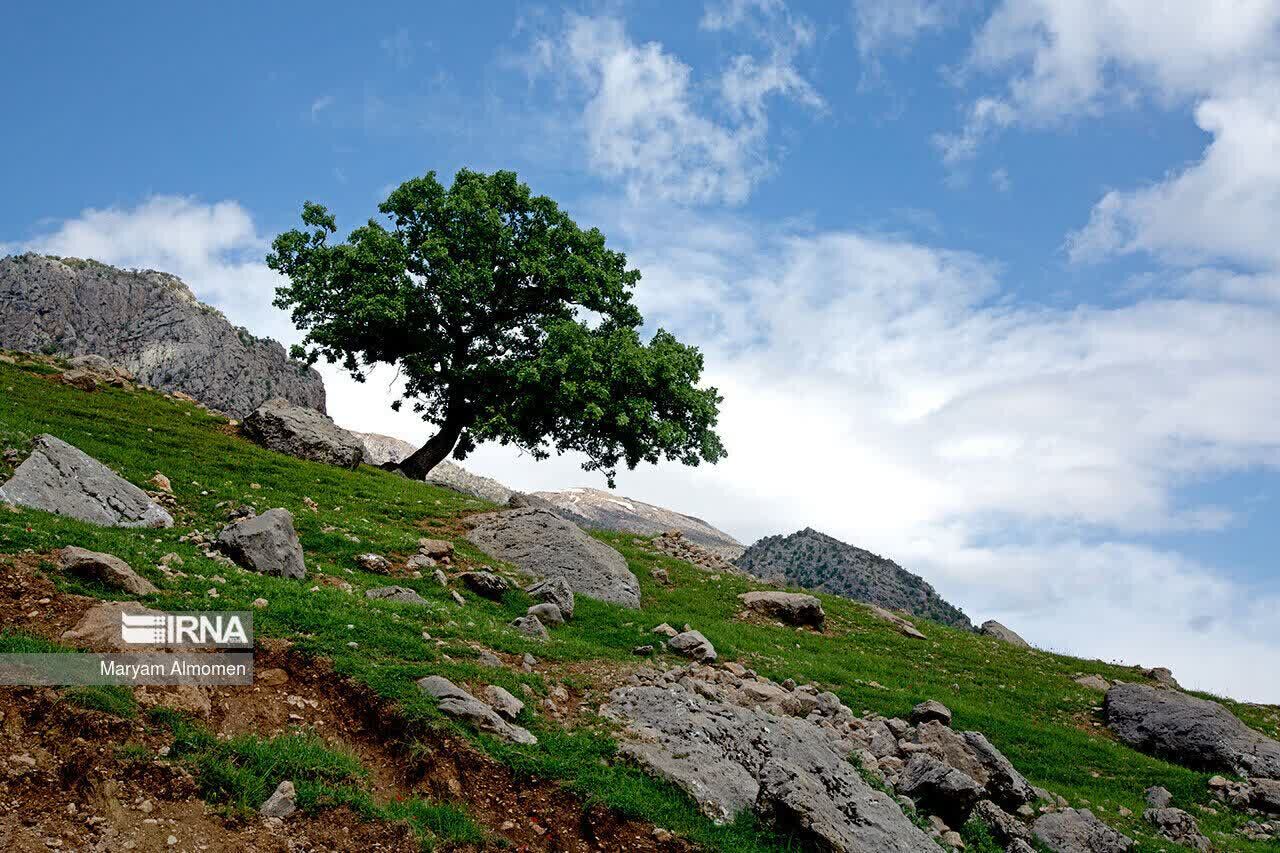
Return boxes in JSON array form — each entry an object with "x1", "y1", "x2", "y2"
[{"x1": 2, "y1": 351, "x2": 1278, "y2": 852}]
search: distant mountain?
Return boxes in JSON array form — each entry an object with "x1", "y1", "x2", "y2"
[
  {"x1": 735, "y1": 528, "x2": 972, "y2": 629},
  {"x1": 0, "y1": 254, "x2": 325, "y2": 418},
  {"x1": 531, "y1": 487, "x2": 744, "y2": 560}
]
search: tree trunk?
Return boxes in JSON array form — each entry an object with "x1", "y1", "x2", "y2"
[{"x1": 399, "y1": 416, "x2": 466, "y2": 480}]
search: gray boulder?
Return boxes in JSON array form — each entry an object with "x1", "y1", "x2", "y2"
[
  {"x1": 909, "y1": 700, "x2": 952, "y2": 727},
  {"x1": 459, "y1": 571, "x2": 511, "y2": 600},
  {"x1": 0, "y1": 434, "x2": 173, "y2": 528},
  {"x1": 604, "y1": 678, "x2": 936, "y2": 851},
  {"x1": 1033, "y1": 809, "x2": 1133, "y2": 853},
  {"x1": 526, "y1": 602, "x2": 564, "y2": 626},
  {"x1": 526, "y1": 577, "x2": 574, "y2": 619},
  {"x1": 425, "y1": 460, "x2": 513, "y2": 504},
  {"x1": 738, "y1": 591, "x2": 825, "y2": 630},
  {"x1": 509, "y1": 614, "x2": 549, "y2": 641},
  {"x1": 417, "y1": 676, "x2": 536, "y2": 744},
  {"x1": 216, "y1": 508, "x2": 305, "y2": 579},
  {"x1": 259, "y1": 781, "x2": 297, "y2": 819},
  {"x1": 242, "y1": 397, "x2": 364, "y2": 469},
  {"x1": 972, "y1": 800, "x2": 1033, "y2": 847},
  {"x1": 58, "y1": 546, "x2": 158, "y2": 596},
  {"x1": 897, "y1": 753, "x2": 983, "y2": 824},
  {"x1": 910, "y1": 721, "x2": 1036, "y2": 811},
  {"x1": 464, "y1": 508, "x2": 640, "y2": 608},
  {"x1": 483, "y1": 685, "x2": 524, "y2": 720},
  {"x1": 1105, "y1": 682, "x2": 1280, "y2": 778},
  {"x1": 980, "y1": 620, "x2": 1030, "y2": 648},
  {"x1": 1144, "y1": 785, "x2": 1172, "y2": 808},
  {"x1": 366, "y1": 586, "x2": 428, "y2": 605},
  {"x1": 668, "y1": 630, "x2": 717, "y2": 662}
]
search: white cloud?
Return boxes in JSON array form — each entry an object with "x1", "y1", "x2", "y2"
[
  {"x1": 527, "y1": 13, "x2": 820, "y2": 205},
  {"x1": 8, "y1": 195, "x2": 1280, "y2": 702},
  {"x1": 852, "y1": 0, "x2": 950, "y2": 65}
]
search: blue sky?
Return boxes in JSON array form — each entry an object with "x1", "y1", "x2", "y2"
[{"x1": 4, "y1": 1, "x2": 1278, "y2": 701}]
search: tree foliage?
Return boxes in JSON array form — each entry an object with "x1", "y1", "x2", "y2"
[{"x1": 267, "y1": 169, "x2": 726, "y2": 483}]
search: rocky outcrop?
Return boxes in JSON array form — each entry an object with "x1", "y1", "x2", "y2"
[
  {"x1": 352, "y1": 432, "x2": 514, "y2": 504},
  {"x1": 603, "y1": 668, "x2": 936, "y2": 851},
  {"x1": 0, "y1": 434, "x2": 173, "y2": 528},
  {"x1": 868, "y1": 605, "x2": 927, "y2": 640},
  {"x1": 352, "y1": 432, "x2": 417, "y2": 467},
  {"x1": 216, "y1": 509, "x2": 306, "y2": 580},
  {"x1": 648, "y1": 530, "x2": 745, "y2": 574},
  {"x1": 464, "y1": 508, "x2": 640, "y2": 608},
  {"x1": 736, "y1": 528, "x2": 971, "y2": 629},
  {"x1": 1032, "y1": 808, "x2": 1134, "y2": 852},
  {"x1": 366, "y1": 586, "x2": 429, "y2": 605},
  {"x1": 738, "y1": 591, "x2": 825, "y2": 629},
  {"x1": 417, "y1": 676, "x2": 536, "y2": 744},
  {"x1": 57, "y1": 546, "x2": 158, "y2": 596},
  {"x1": 1104, "y1": 682, "x2": 1280, "y2": 778},
  {"x1": 0, "y1": 254, "x2": 324, "y2": 418},
  {"x1": 980, "y1": 620, "x2": 1030, "y2": 647},
  {"x1": 242, "y1": 398, "x2": 363, "y2": 468},
  {"x1": 531, "y1": 487, "x2": 744, "y2": 560}
]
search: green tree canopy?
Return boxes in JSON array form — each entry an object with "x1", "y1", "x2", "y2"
[{"x1": 267, "y1": 169, "x2": 726, "y2": 483}]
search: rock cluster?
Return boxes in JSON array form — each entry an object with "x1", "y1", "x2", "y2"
[
  {"x1": 0, "y1": 254, "x2": 325, "y2": 417},
  {"x1": 241, "y1": 397, "x2": 364, "y2": 469},
  {"x1": 417, "y1": 675, "x2": 536, "y2": 744},
  {"x1": 0, "y1": 434, "x2": 173, "y2": 528},
  {"x1": 647, "y1": 529, "x2": 745, "y2": 573},
  {"x1": 465, "y1": 507, "x2": 640, "y2": 609}
]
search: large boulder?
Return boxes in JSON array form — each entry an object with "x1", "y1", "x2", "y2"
[
  {"x1": 417, "y1": 676, "x2": 536, "y2": 744},
  {"x1": 738, "y1": 591, "x2": 825, "y2": 630},
  {"x1": 464, "y1": 508, "x2": 640, "y2": 608},
  {"x1": 1032, "y1": 808, "x2": 1133, "y2": 853},
  {"x1": 216, "y1": 508, "x2": 306, "y2": 579},
  {"x1": 58, "y1": 546, "x2": 158, "y2": 596},
  {"x1": 897, "y1": 753, "x2": 983, "y2": 824},
  {"x1": 979, "y1": 620, "x2": 1030, "y2": 648},
  {"x1": 1104, "y1": 682, "x2": 1280, "y2": 778},
  {"x1": 0, "y1": 434, "x2": 173, "y2": 528},
  {"x1": 604, "y1": 675, "x2": 936, "y2": 851},
  {"x1": 241, "y1": 397, "x2": 364, "y2": 469}
]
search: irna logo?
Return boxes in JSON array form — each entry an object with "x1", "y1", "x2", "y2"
[{"x1": 120, "y1": 611, "x2": 252, "y2": 647}]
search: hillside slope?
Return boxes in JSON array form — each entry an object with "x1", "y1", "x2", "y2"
[
  {"x1": 2, "y1": 351, "x2": 1278, "y2": 852},
  {"x1": 737, "y1": 527, "x2": 973, "y2": 629},
  {"x1": 0, "y1": 254, "x2": 325, "y2": 417},
  {"x1": 531, "y1": 487, "x2": 744, "y2": 559}
]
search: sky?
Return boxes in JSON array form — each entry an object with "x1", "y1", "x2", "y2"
[{"x1": 2, "y1": 1, "x2": 1278, "y2": 701}]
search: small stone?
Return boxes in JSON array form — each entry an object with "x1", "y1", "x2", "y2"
[
  {"x1": 259, "y1": 780, "x2": 297, "y2": 818},
  {"x1": 910, "y1": 699, "x2": 952, "y2": 727},
  {"x1": 510, "y1": 615, "x2": 549, "y2": 641}
]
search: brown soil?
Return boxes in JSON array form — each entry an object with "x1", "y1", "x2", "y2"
[{"x1": 0, "y1": 554, "x2": 693, "y2": 852}]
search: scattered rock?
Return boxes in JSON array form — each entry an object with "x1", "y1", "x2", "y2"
[
  {"x1": 909, "y1": 700, "x2": 953, "y2": 727},
  {"x1": 62, "y1": 601, "x2": 166, "y2": 651},
  {"x1": 241, "y1": 397, "x2": 363, "y2": 468},
  {"x1": 148, "y1": 472, "x2": 172, "y2": 493},
  {"x1": 972, "y1": 799, "x2": 1033, "y2": 847},
  {"x1": 1074, "y1": 675, "x2": 1111, "y2": 691},
  {"x1": 57, "y1": 546, "x2": 158, "y2": 595},
  {"x1": 406, "y1": 554, "x2": 435, "y2": 571},
  {"x1": 417, "y1": 538, "x2": 454, "y2": 559},
  {"x1": 258, "y1": 781, "x2": 297, "y2": 818},
  {"x1": 459, "y1": 571, "x2": 511, "y2": 601},
  {"x1": 652, "y1": 623, "x2": 679, "y2": 638},
  {"x1": 526, "y1": 602, "x2": 564, "y2": 626},
  {"x1": 633, "y1": 644, "x2": 655, "y2": 656},
  {"x1": 1105, "y1": 682, "x2": 1280, "y2": 778},
  {"x1": 1142, "y1": 666, "x2": 1180, "y2": 688},
  {"x1": 424, "y1": 460, "x2": 513, "y2": 504},
  {"x1": 465, "y1": 508, "x2": 640, "y2": 608},
  {"x1": 1144, "y1": 807, "x2": 1210, "y2": 851},
  {"x1": 979, "y1": 620, "x2": 1030, "y2": 647},
  {"x1": 354, "y1": 553, "x2": 391, "y2": 574},
  {"x1": 1032, "y1": 808, "x2": 1133, "y2": 853},
  {"x1": 1144, "y1": 786, "x2": 1172, "y2": 808},
  {"x1": 737, "y1": 591, "x2": 825, "y2": 630},
  {"x1": 868, "y1": 605, "x2": 927, "y2": 640},
  {"x1": 668, "y1": 630, "x2": 717, "y2": 662},
  {"x1": 417, "y1": 676, "x2": 536, "y2": 744},
  {"x1": 366, "y1": 586, "x2": 428, "y2": 605},
  {"x1": 216, "y1": 508, "x2": 306, "y2": 579},
  {"x1": 482, "y1": 685, "x2": 524, "y2": 721},
  {"x1": 509, "y1": 615, "x2": 549, "y2": 641},
  {"x1": 0, "y1": 434, "x2": 173, "y2": 527},
  {"x1": 526, "y1": 577, "x2": 574, "y2": 620}
]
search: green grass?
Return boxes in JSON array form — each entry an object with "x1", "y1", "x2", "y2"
[{"x1": 2, "y1": 353, "x2": 1278, "y2": 851}]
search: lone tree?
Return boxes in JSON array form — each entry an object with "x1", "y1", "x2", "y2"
[{"x1": 267, "y1": 169, "x2": 726, "y2": 483}]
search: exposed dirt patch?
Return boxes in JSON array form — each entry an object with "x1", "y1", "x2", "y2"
[{"x1": 0, "y1": 553, "x2": 693, "y2": 852}]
